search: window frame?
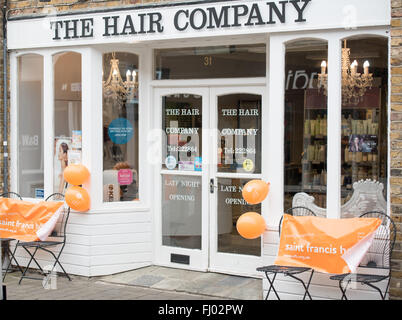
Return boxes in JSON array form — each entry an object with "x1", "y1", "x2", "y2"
[
  {"x1": 267, "y1": 27, "x2": 390, "y2": 229},
  {"x1": 10, "y1": 45, "x2": 150, "y2": 212}
]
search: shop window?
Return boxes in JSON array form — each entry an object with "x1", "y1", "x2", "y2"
[
  {"x1": 162, "y1": 94, "x2": 202, "y2": 171},
  {"x1": 217, "y1": 94, "x2": 262, "y2": 174},
  {"x1": 217, "y1": 178, "x2": 261, "y2": 256},
  {"x1": 337, "y1": 37, "x2": 388, "y2": 207},
  {"x1": 103, "y1": 52, "x2": 139, "y2": 202},
  {"x1": 284, "y1": 39, "x2": 328, "y2": 211},
  {"x1": 53, "y1": 52, "x2": 82, "y2": 194},
  {"x1": 154, "y1": 44, "x2": 266, "y2": 79},
  {"x1": 162, "y1": 175, "x2": 202, "y2": 249},
  {"x1": 17, "y1": 54, "x2": 44, "y2": 198}
]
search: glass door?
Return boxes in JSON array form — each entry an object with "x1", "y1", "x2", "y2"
[
  {"x1": 209, "y1": 87, "x2": 264, "y2": 277},
  {"x1": 154, "y1": 88, "x2": 209, "y2": 271}
]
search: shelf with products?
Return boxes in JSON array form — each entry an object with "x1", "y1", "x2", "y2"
[
  {"x1": 302, "y1": 86, "x2": 384, "y2": 203},
  {"x1": 339, "y1": 87, "x2": 384, "y2": 203}
]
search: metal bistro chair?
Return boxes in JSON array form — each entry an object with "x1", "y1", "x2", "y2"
[
  {"x1": 329, "y1": 211, "x2": 396, "y2": 300},
  {"x1": 1, "y1": 192, "x2": 25, "y2": 281},
  {"x1": 257, "y1": 206, "x2": 316, "y2": 300},
  {"x1": 18, "y1": 193, "x2": 72, "y2": 284}
]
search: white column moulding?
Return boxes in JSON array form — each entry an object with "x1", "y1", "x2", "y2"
[
  {"x1": 43, "y1": 53, "x2": 54, "y2": 199},
  {"x1": 326, "y1": 36, "x2": 342, "y2": 218},
  {"x1": 10, "y1": 52, "x2": 18, "y2": 195},
  {"x1": 267, "y1": 35, "x2": 285, "y2": 230},
  {"x1": 82, "y1": 48, "x2": 103, "y2": 209}
]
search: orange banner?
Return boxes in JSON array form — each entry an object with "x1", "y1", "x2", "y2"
[
  {"x1": 0, "y1": 198, "x2": 64, "y2": 242},
  {"x1": 274, "y1": 214, "x2": 382, "y2": 274}
]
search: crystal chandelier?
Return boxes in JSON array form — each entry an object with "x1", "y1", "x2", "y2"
[
  {"x1": 102, "y1": 52, "x2": 138, "y2": 107},
  {"x1": 318, "y1": 40, "x2": 373, "y2": 105}
]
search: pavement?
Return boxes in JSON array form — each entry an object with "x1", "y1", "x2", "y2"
[{"x1": 2, "y1": 266, "x2": 262, "y2": 300}]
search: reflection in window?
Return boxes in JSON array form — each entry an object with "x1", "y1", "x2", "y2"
[
  {"x1": 284, "y1": 40, "x2": 328, "y2": 210},
  {"x1": 53, "y1": 52, "x2": 82, "y2": 195},
  {"x1": 338, "y1": 37, "x2": 388, "y2": 208},
  {"x1": 103, "y1": 52, "x2": 139, "y2": 202},
  {"x1": 154, "y1": 44, "x2": 266, "y2": 79},
  {"x1": 18, "y1": 54, "x2": 44, "y2": 198}
]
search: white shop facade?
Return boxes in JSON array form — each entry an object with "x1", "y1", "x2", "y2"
[{"x1": 7, "y1": 0, "x2": 391, "y2": 299}]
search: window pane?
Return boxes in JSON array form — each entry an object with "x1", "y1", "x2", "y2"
[
  {"x1": 340, "y1": 37, "x2": 388, "y2": 211},
  {"x1": 154, "y1": 44, "x2": 266, "y2": 79},
  {"x1": 217, "y1": 178, "x2": 261, "y2": 256},
  {"x1": 53, "y1": 52, "x2": 82, "y2": 194},
  {"x1": 162, "y1": 174, "x2": 202, "y2": 249},
  {"x1": 284, "y1": 40, "x2": 328, "y2": 211},
  {"x1": 103, "y1": 52, "x2": 139, "y2": 202},
  {"x1": 18, "y1": 54, "x2": 44, "y2": 198},
  {"x1": 218, "y1": 94, "x2": 261, "y2": 174},
  {"x1": 162, "y1": 94, "x2": 202, "y2": 172}
]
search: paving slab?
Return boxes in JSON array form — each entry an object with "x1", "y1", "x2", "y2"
[
  {"x1": 99, "y1": 266, "x2": 262, "y2": 300},
  {"x1": 3, "y1": 271, "x2": 221, "y2": 300}
]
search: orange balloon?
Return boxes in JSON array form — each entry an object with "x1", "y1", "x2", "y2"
[
  {"x1": 236, "y1": 212, "x2": 266, "y2": 239},
  {"x1": 65, "y1": 186, "x2": 90, "y2": 212},
  {"x1": 63, "y1": 164, "x2": 90, "y2": 186},
  {"x1": 242, "y1": 180, "x2": 270, "y2": 204}
]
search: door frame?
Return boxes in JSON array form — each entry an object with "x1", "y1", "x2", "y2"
[
  {"x1": 208, "y1": 86, "x2": 266, "y2": 278},
  {"x1": 152, "y1": 81, "x2": 267, "y2": 276},
  {"x1": 153, "y1": 87, "x2": 210, "y2": 272}
]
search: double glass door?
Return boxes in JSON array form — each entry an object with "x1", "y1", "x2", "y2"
[{"x1": 155, "y1": 86, "x2": 264, "y2": 277}]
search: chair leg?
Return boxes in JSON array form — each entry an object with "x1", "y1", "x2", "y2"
[
  {"x1": 8, "y1": 243, "x2": 24, "y2": 275},
  {"x1": 2, "y1": 246, "x2": 12, "y2": 281},
  {"x1": 21, "y1": 246, "x2": 44, "y2": 274},
  {"x1": 364, "y1": 282, "x2": 387, "y2": 300},
  {"x1": 19, "y1": 247, "x2": 38, "y2": 285},
  {"x1": 338, "y1": 278, "x2": 351, "y2": 300},
  {"x1": 264, "y1": 272, "x2": 280, "y2": 300},
  {"x1": 40, "y1": 246, "x2": 71, "y2": 281},
  {"x1": 287, "y1": 270, "x2": 314, "y2": 300}
]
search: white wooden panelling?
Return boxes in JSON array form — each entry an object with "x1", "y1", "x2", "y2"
[
  {"x1": 67, "y1": 212, "x2": 151, "y2": 225},
  {"x1": 90, "y1": 252, "x2": 152, "y2": 266},
  {"x1": 91, "y1": 243, "x2": 152, "y2": 255},
  {"x1": 15, "y1": 256, "x2": 90, "y2": 277},
  {"x1": 11, "y1": 211, "x2": 153, "y2": 277}
]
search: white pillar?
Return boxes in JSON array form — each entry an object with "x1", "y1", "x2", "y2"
[
  {"x1": 43, "y1": 53, "x2": 54, "y2": 199},
  {"x1": 266, "y1": 35, "x2": 285, "y2": 229},
  {"x1": 326, "y1": 36, "x2": 342, "y2": 218},
  {"x1": 81, "y1": 48, "x2": 103, "y2": 208}
]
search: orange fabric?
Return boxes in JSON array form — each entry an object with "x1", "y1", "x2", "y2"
[
  {"x1": 0, "y1": 198, "x2": 64, "y2": 242},
  {"x1": 274, "y1": 214, "x2": 382, "y2": 274}
]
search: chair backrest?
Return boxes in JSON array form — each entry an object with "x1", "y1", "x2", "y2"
[
  {"x1": 0, "y1": 192, "x2": 23, "y2": 200},
  {"x1": 358, "y1": 211, "x2": 396, "y2": 271},
  {"x1": 45, "y1": 193, "x2": 70, "y2": 242},
  {"x1": 279, "y1": 206, "x2": 316, "y2": 235}
]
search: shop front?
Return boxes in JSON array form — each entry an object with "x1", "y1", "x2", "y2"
[{"x1": 7, "y1": 0, "x2": 391, "y2": 299}]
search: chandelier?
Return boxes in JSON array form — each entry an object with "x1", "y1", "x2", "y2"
[
  {"x1": 102, "y1": 52, "x2": 138, "y2": 106},
  {"x1": 318, "y1": 40, "x2": 373, "y2": 105}
]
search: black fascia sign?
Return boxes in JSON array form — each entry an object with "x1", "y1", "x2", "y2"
[{"x1": 51, "y1": 0, "x2": 311, "y2": 40}]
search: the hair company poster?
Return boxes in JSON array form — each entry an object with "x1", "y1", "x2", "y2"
[{"x1": 54, "y1": 137, "x2": 72, "y2": 194}]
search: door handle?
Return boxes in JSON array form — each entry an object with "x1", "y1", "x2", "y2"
[{"x1": 210, "y1": 178, "x2": 216, "y2": 194}]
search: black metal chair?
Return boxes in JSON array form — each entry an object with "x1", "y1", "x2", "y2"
[
  {"x1": 329, "y1": 211, "x2": 396, "y2": 300},
  {"x1": 1, "y1": 192, "x2": 24, "y2": 281},
  {"x1": 17, "y1": 193, "x2": 72, "y2": 284},
  {"x1": 256, "y1": 206, "x2": 316, "y2": 300}
]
